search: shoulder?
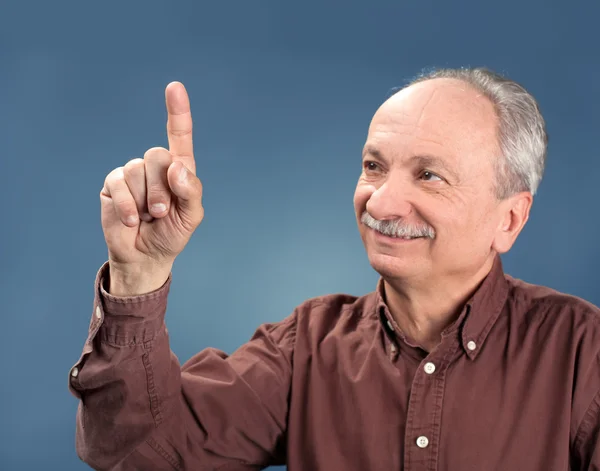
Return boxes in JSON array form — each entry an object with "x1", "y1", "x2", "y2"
[
  {"x1": 504, "y1": 274, "x2": 600, "y2": 389},
  {"x1": 255, "y1": 291, "x2": 376, "y2": 348},
  {"x1": 505, "y1": 276, "x2": 600, "y2": 415},
  {"x1": 291, "y1": 291, "x2": 378, "y2": 338},
  {"x1": 505, "y1": 274, "x2": 600, "y2": 328}
]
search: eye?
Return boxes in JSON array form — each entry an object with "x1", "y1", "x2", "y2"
[
  {"x1": 363, "y1": 161, "x2": 381, "y2": 172},
  {"x1": 420, "y1": 170, "x2": 442, "y2": 182}
]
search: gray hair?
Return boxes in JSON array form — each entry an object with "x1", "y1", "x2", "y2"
[
  {"x1": 390, "y1": 67, "x2": 548, "y2": 199},
  {"x1": 361, "y1": 210, "x2": 436, "y2": 239}
]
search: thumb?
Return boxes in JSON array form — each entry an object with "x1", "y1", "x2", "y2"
[{"x1": 167, "y1": 161, "x2": 204, "y2": 225}]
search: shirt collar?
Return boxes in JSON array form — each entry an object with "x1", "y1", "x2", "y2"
[{"x1": 374, "y1": 255, "x2": 509, "y2": 359}]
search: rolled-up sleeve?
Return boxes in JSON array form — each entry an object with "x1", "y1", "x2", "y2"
[{"x1": 68, "y1": 261, "x2": 296, "y2": 471}]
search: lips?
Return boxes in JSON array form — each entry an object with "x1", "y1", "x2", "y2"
[
  {"x1": 376, "y1": 231, "x2": 422, "y2": 240},
  {"x1": 370, "y1": 228, "x2": 423, "y2": 242},
  {"x1": 386, "y1": 235, "x2": 421, "y2": 240}
]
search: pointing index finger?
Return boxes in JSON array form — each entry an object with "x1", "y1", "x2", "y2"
[{"x1": 166, "y1": 82, "x2": 195, "y2": 175}]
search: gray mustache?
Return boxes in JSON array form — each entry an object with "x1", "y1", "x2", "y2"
[{"x1": 361, "y1": 211, "x2": 436, "y2": 239}]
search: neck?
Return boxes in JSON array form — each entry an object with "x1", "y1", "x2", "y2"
[{"x1": 383, "y1": 255, "x2": 496, "y2": 352}]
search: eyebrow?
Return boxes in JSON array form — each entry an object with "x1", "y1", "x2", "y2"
[{"x1": 362, "y1": 145, "x2": 460, "y2": 182}]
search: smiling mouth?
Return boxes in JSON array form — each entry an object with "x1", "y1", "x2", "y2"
[{"x1": 370, "y1": 228, "x2": 423, "y2": 240}]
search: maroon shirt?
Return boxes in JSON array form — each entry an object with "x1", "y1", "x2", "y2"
[{"x1": 69, "y1": 255, "x2": 600, "y2": 470}]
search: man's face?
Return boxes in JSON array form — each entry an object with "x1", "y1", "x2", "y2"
[{"x1": 354, "y1": 78, "x2": 510, "y2": 283}]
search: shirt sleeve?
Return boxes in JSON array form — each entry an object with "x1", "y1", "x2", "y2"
[
  {"x1": 570, "y1": 309, "x2": 600, "y2": 471},
  {"x1": 68, "y1": 261, "x2": 297, "y2": 471},
  {"x1": 572, "y1": 388, "x2": 600, "y2": 470}
]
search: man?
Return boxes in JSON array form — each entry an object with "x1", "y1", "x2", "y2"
[{"x1": 68, "y1": 67, "x2": 600, "y2": 470}]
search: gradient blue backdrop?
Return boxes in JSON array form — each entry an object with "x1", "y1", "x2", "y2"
[{"x1": 1, "y1": 0, "x2": 599, "y2": 469}]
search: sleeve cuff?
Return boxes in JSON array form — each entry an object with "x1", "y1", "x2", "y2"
[
  {"x1": 68, "y1": 261, "x2": 172, "y2": 398},
  {"x1": 95, "y1": 260, "x2": 172, "y2": 345},
  {"x1": 98, "y1": 260, "x2": 172, "y2": 311}
]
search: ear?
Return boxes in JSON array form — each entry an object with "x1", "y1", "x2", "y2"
[{"x1": 492, "y1": 192, "x2": 533, "y2": 254}]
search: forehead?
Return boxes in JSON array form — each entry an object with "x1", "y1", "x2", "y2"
[{"x1": 366, "y1": 78, "x2": 500, "y2": 167}]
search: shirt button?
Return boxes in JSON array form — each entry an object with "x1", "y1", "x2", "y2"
[
  {"x1": 467, "y1": 340, "x2": 477, "y2": 351},
  {"x1": 416, "y1": 436, "x2": 429, "y2": 448},
  {"x1": 424, "y1": 362, "x2": 436, "y2": 374},
  {"x1": 95, "y1": 306, "x2": 102, "y2": 319},
  {"x1": 71, "y1": 367, "x2": 79, "y2": 378}
]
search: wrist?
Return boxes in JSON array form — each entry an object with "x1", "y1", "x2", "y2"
[{"x1": 107, "y1": 261, "x2": 172, "y2": 297}]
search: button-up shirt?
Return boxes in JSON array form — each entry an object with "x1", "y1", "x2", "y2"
[{"x1": 68, "y1": 256, "x2": 600, "y2": 470}]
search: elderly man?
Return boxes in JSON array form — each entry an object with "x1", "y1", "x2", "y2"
[{"x1": 69, "y1": 67, "x2": 600, "y2": 470}]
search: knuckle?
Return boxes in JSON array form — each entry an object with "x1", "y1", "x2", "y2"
[
  {"x1": 114, "y1": 198, "x2": 136, "y2": 214},
  {"x1": 108, "y1": 165, "x2": 124, "y2": 178},
  {"x1": 144, "y1": 147, "x2": 171, "y2": 163},
  {"x1": 188, "y1": 176, "x2": 203, "y2": 199},
  {"x1": 147, "y1": 184, "x2": 169, "y2": 202},
  {"x1": 185, "y1": 207, "x2": 204, "y2": 231},
  {"x1": 168, "y1": 127, "x2": 193, "y2": 138},
  {"x1": 195, "y1": 207, "x2": 205, "y2": 225},
  {"x1": 124, "y1": 158, "x2": 144, "y2": 171},
  {"x1": 123, "y1": 158, "x2": 145, "y2": 178},
  {"x1": 146, "y1": 184, "x2": 163, "y2": 195},
  {"x1": 125, "y1": 157, "x2": 144, "y2": 166},
  {"x1": 104, "y1": 166, "x2": 125, "y2": 186}
]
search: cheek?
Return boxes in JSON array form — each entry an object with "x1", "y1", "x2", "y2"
[
  {"x1": 440, "y1": 205, "x2": 496, "y2": 249},
  {"x1": 428, "y1": 205, "x2": 475, "y2": 243}
]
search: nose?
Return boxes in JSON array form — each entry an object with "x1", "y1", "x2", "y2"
[{"x1": 365, "y1": 179, "x2": 413, "y2": 221}]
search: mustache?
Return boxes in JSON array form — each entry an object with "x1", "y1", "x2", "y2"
[{"x1": 360, "y1": 211, "x2": 436, "y2": 239}]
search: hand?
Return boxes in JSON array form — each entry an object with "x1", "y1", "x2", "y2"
[{"x1": 100, "y1": 82, "x2": 204, "y2": 295}]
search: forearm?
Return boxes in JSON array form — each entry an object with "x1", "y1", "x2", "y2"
[
  {"x1": 69, "y1": 261, "x2": 179, "y2": 469},
  {"x1": 69, "y1": 262, "x2": 295, "y2": 470},
  {"x1": 74, "y1": 323, "x2": 179, "y2": 470},
  {"x1": 71, "y1": 313, "x2": 292, "y2": 471}
]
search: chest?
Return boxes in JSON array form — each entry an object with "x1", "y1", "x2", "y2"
[{"x1": 286, "y1": 332, "x2": 574, "y2": 471}]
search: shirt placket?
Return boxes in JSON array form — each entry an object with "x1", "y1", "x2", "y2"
[{"x1": 403, "y1": 341, "x2": 456, "y2": 471}]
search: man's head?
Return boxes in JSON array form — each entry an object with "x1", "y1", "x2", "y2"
[{"x1": 354, "y1": 67, "x2": 548, "y2": 284}]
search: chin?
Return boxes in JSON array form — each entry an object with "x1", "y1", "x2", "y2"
[{"x1": 367, "y1": 252, "x2": 427, "y2": 281}]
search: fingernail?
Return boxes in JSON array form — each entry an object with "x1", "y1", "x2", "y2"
[
  {"x1": 141, "y1": 212, "x2": 153, "y2": 222},
  {"x1": 151, "y1": 203, "x2": 166, "y2": 214},
  {"x1": 126, "y1": 215, "x2": 138, "y2": 225}
]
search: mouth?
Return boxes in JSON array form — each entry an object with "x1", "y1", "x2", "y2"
[
  {"x1": 385, "y1": 234, "x2": 421, "y2": 240},
  {"x1": 369, "y1": 228, "x2": 424, "y2": 242}
]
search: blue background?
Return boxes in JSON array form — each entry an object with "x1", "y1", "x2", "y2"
[{"x1": 1, "y1": 0, "x2": 599, "y2": 469}]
